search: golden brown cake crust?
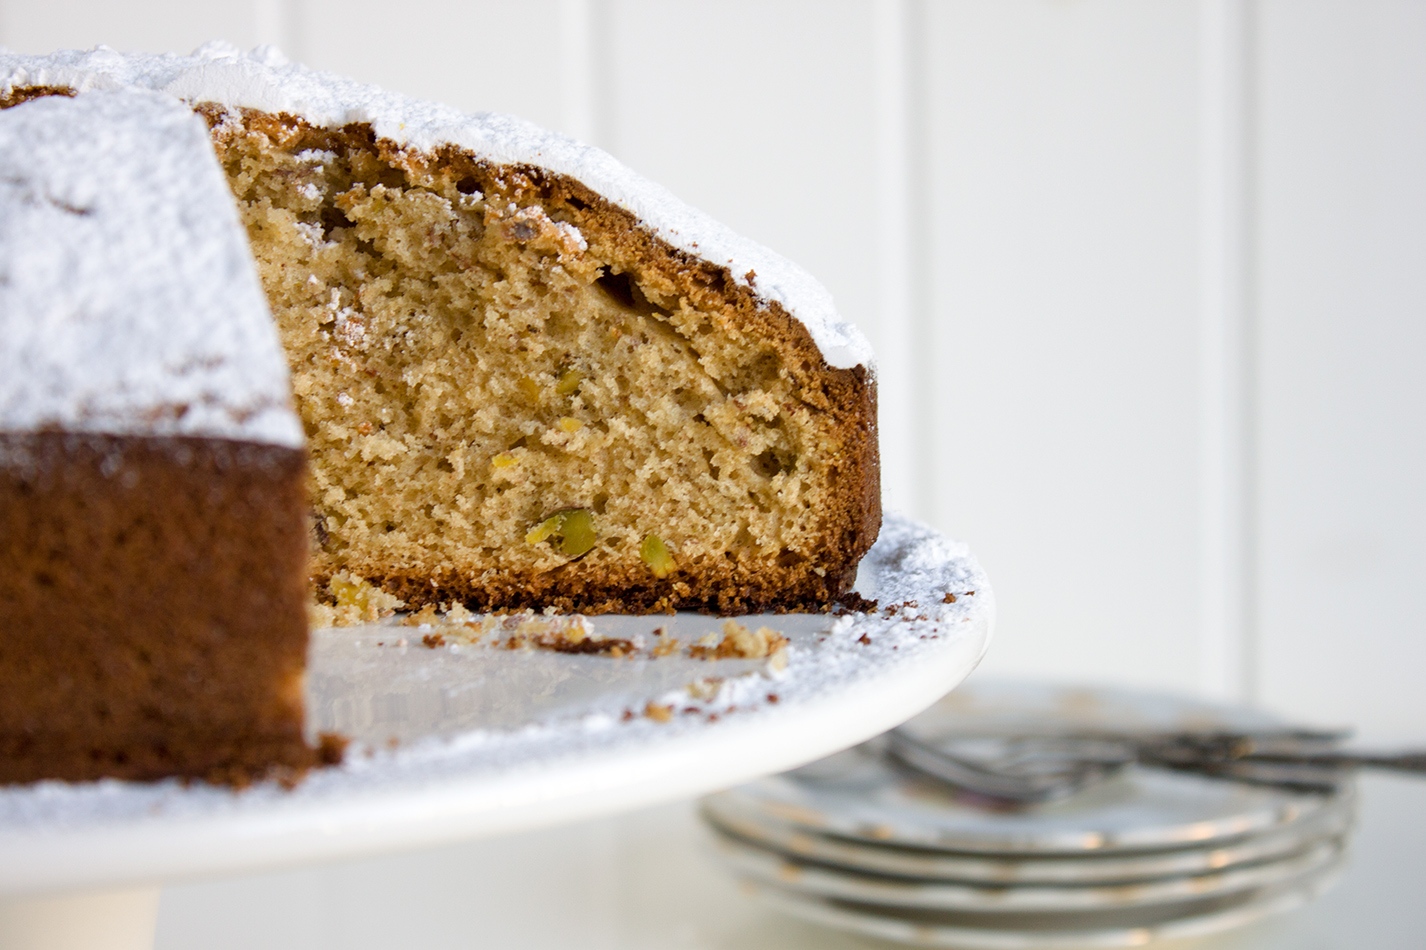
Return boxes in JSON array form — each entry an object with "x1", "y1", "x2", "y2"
[
  {"x1": 0, "y1": 433, "x2": 322, "y2": 786},
  {"x1": 0, "y1": 85, "x2": 74, "y2": 109}
]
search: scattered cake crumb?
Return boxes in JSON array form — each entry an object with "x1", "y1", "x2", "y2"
[
  {"x1": 686, "y1": 677, "x2": 725, "y2": 701},
  {"x1": 499, "y1": 611, "x2": 632, "y2": 655},
  {"x1": 314, "y1": 572, "x2": 406, "y2": 626},
  {"x1": 688, "y1": 620, "x2": 789, "y2": 660},
  {"x1": 316, "y1": 732, "x2": 349, "y2": 765},
  {"x1": 644, "y1": 702, "x2": 673, "y2": 723},
  {"x1": 836, "y1": 592, "x2": 878, "y2": 614},
  {"x1": 402, "y1": 603, "x2": 441, "y2": 627},
  {"x1": 444, "y1": 602, "x2": 475, "y2": 623},
  {"x1": 651, "y1": 627, "x2": 682, "y2": 657}
]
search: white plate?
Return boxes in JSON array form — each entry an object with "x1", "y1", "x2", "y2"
[
  {"x1": 0, "y1": 514, "x2": 993, "y2": 898},
  {"x1": 701, "y1": 790, "x2": 1355, "y2": 884},
  {"x1": 708, "y1": 826, "x2": 1345, "y2": 911},
  {"x1": 741, "y1": 857, "x2": 1345, "y2": 949},
  {"x1": 707, "y1": 682, "x2": 1343, "y2": 855}
]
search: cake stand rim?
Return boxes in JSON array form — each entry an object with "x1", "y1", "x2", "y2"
[{"x1": 0, "y1": 519, "x2": 992, "y2": 897}]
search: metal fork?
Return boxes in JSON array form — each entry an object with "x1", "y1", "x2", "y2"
[
  {"x1": 883, "y1": 726, "x2": 1425, "y2": 806},
  {"x1": 881, "y1": 730, "x2": 1135, "y2": 805}
]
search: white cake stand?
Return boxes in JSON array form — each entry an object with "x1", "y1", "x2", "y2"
[{"x1": 0, "y1": 515, "x2": 992, "y2": 949}]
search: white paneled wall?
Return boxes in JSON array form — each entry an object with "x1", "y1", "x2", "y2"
[
  {"x1": 0, "y1": 0, "x2": 265, "y2": 59},
  {"x1": 0, "y1": 1, "x2": 1421, "y2": 738},
  {"x1": 1255, "y1": 0, "x2": 1426, "y2": 743},
  {"x1": 294, "y1": 0, "x2": 569, "y2": 131},
  {"x1": 923, "y1": 1, "x2": 1204, "y2": 694}
]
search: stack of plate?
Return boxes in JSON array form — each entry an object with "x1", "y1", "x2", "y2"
[{"x1": 701, "y1": 682, "x2": 1354, "y2": 948}]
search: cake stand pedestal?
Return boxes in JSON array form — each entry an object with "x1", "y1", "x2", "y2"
[
  {"x1": 0, "y1": 888, "x2": 160, "y2": 950},
  {"x1": 0, "y1": 516, "x2": 992, "y2": 950}
]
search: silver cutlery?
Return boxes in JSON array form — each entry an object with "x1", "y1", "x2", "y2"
[{"x1": 884, "y1": 726, "x2": 1425, "y2": 805}]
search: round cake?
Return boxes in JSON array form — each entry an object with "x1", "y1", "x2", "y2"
[
  {"x1": 0, "y1": 43, "x2": 883, "y2": 784},
  {"x1": 1, "y1": 42, "x2": 881, "y2": 617}
]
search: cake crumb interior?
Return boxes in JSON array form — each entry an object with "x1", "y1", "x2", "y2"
[{"x1": 215, "y1": 117, "x2": 840, "y2": 610}]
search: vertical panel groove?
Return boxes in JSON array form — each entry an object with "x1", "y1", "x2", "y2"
[
  {"x1": 1198, "y1": 0, "x2": 1257, "y2": 701},
  {"x1": 871, "y1": 0, "x2": 912, "y2": 513},
  {"x1": 873, "y1": 0, "x2": 929, "y2": 518},
  {"x1": 906, "y1": 0, "x2": 931, "y2": 522},
  {"x1": 558, "y1": 0, "x2": 595, "y2": 145},
  {"x1": 254, "y1": 0, "x2": 297, "y2": 59}
]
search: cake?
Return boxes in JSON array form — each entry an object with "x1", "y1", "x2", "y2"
[
  {"x1": 0, "y1": 89, "x2": 325, "y2": 785},
  {"x1": 0, "y1": 43, "x2": 881, "y2": 619}
]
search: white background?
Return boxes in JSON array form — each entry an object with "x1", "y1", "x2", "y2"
[{"x1": 1, "y1": 1, "x2": 1422, "y2": 946}]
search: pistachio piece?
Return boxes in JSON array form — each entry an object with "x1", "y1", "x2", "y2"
[
  {"x1": 557, "y1": 508, "x2": 597, "y2": 557},
  {"x1": 556, "y1": 416, "x2": 583, "y2": 433},
  {"x1": 491, "y1": 452, "x2": 518, "y2": 470},
  {"x1": 640, "y1": 534, "x2": 676, "y2": 578},
  {"x1": 526, "y1": 508, "x2": 598, "y2": 558},
  {"x1": 556, "y1": 368, "x2": 583, "y2": 396},
  {"x1": 525, "y1": 514, "x2": 561, "y2": 545}
]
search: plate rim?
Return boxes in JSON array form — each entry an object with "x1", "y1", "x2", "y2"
[
  {"x1": 708, "y1": 823, "x2": 1346, "y2": 912},
  {"x1": 700, "y1": 792, "x2": 1356, "y2": 885},
  {"x1": 711, "y1": 679, "x2": 1349, "y2": 856},
  {"x1": 743, "y1": 858, "x2": 1344, "y2": 949}
]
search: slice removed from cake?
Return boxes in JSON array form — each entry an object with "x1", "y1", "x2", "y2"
[{"x1": 0, "y1": 89, "x2": 323, "y2": 785}]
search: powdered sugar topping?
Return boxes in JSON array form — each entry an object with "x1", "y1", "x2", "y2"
[
  {"x1": 0, "y1": 88, "x2": 302, "y2": 446},
  {"x1": 0, "y1": 43, "x2": 874, "y2": 371}
]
